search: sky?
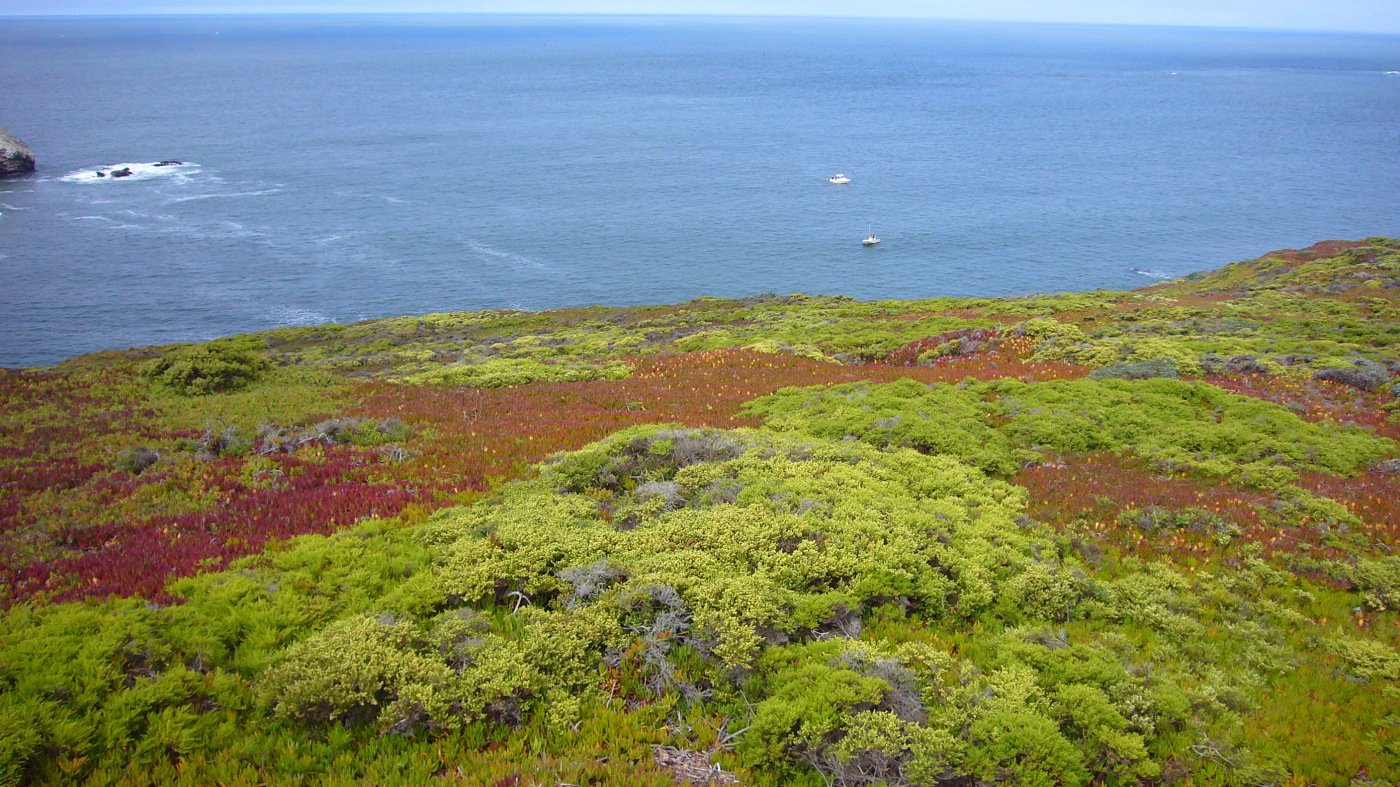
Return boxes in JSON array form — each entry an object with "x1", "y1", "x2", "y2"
[{"x1": 1, "y1": 0, "x2": 1399, "y2": 34}]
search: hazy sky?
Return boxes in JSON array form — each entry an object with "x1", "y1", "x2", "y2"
[{"x1": 3, "y1": 0, "x2": 1399, "y2": 34}]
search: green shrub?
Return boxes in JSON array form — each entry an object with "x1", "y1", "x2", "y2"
[
  {"x1": 148, "y1": 342, "x2": 271, "y2": 395},
  {"x1": 0, "y1": 695, "x2": 47, "y2": 787},
  {"x1": 746, "y1": 646, "x2": 892, "y2": 769},
  {"x1": 259, "y1": 614, "x2": 459, "y2": 730},
  {"x1": 741, "y1": 378, "x2": 1019, "y2": 477},
  {"x1": 1116, "y1": 506, "x2": 1241, "y2": 543},
  {"x1": 1325, "y1": 636, "x2": 1400, "y2": 682},
  {"x1": 0, "y1": 420, "x2": 1367, "y2": 784},
  {"x1": 403, "y1": 357, "x2": 630, "y2": 387},
  {"x1": 963, "y1": 711, "x2": 1088, "y2": 787},
  {"x1": 1351, "y1": 556, "x2": 1400, "y2": 612},
  {"x1": 745, "y1": 377, "x2": 1393, "y2": 485},
  {"x1": 1313, "y1": 357, "x2": 1392, "y2": 391},
  {"x1": 1087, "y1": 358, "x2": 1178, "y2": 380},
  {"x1": 113, "y1": 446, "x2": 160, "y2": 475}
]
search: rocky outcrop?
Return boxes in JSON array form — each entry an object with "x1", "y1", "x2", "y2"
[{"x1": 0, "y1": 124, "x2": 35, "y2": 177}]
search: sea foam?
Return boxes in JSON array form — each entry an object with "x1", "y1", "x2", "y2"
[
  {"x1": 264, "y1": 307, "x2": 332, "y2": 327},
  {"x1": 466, "y1": 239, "x2": 545, "y2": 269},
  {"x1": 162, "y1": 188, "x2": 282, "y2": 205},
  {"x1": 1130, "y1": 267, "x2": 1173, "y2": 279},
  {"x1": 60, "y1": 161, "x2": 200, "y2": 184}
]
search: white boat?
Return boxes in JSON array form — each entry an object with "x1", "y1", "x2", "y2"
[
  {"x1": 862, "y1": 233, "x2": 881, "y2": 246},
  {"x1": 828, "y1": 173, "x2": 851, "y2": 184}
]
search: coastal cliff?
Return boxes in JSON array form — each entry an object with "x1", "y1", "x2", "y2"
[
  {"x1": 0, "y1": 123, "x2": 35, "y2": 176},
  {"x1": 0, "y1": 238, "x2": 1397, "y2": 786}
]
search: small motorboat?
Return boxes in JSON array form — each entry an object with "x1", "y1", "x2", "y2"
[
  {"x1": 828, "y1": 173, "x2": 851, "y2": 184},
  {"x1": 862, "y1": 233, "x2": 881, "y2": 246}
]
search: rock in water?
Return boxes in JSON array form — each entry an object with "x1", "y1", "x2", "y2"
[{"x1": 0, "y1": 124, "x2": 35, "y2": 177}]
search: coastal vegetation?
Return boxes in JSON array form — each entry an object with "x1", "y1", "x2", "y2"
[{"x1": 1, "y1": 238, "x2": 1398, "y2": 786}]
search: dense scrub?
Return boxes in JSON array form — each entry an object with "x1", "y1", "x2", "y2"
[
  {"x1": 0, "y1": 351, "x2": 1080, "y2": 609},
  {"x1": 2, "y1": 238, "x2": 1399, "y2": 785},
  {"x1": 147, "y1": 340, "x2": 272, "y2": 396},
  {"x1": 745, "y1": 377, "x2": 1393, "y2": 486},
  {"x1": 9, "y1": 426, "x2": 1392, "y2": 786}
]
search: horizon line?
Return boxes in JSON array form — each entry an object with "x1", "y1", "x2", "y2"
[{"x1": 0, "y1": 10, "x2": 1396, "y2": 37}]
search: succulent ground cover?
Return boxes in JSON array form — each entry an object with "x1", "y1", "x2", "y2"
[{"x1": 0, "y1": 238, "x2": 1398, "y2": 786}]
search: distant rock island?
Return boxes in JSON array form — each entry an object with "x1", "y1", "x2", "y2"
[{"x1": 0, "y1": 123, "x2": 35, "y2": 176}]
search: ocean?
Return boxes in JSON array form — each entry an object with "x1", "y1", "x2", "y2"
[{"x1": 1, "y1": 14, "x2": 1397, "y2": 367}]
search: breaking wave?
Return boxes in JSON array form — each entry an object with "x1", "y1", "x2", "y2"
[
  {"x1": 1130, "y1": 267, "x2": 1173, "y2": 279},
  {"x1": 465, "y1": 239, "x2": 545, "y2": 269},
  {"x1": 264, "y1": 307, "x2": 333, "y2": 327},
  {"x1": 59, "y1": 161, "x2": 200, "y2": 183}
]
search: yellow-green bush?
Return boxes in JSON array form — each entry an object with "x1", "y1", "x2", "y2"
[
  {"x1": 0, "y1": 420, "x2": 1392, "y2": 785},
  {"x1": 1351, "y1": 557, "x2": 1400, "y2": 612},
  {"x1": 402, "y1": 357, "x2": 630, "y2": 387},
  {"x1": 744, "y1": 377, "x2": 1393, "y2": 485},
  {"x1": 147, "y1": 341, "x2": 271, "y2": 395}
]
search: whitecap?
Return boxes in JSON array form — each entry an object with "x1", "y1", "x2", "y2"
[
  {"x1": 1130, "y1": 267, "x2": 1172, "y2": 279},
  {"x1": 466, "y1": 239, "x2": 545, "y2": 269},
  {"x1": 0, "y1": 203, "x2": 24, "y2": 211},
  {"x1": 331, "y1": 190, "x2": 404, "y2": 204},
  {"x1": 161, "y1": 187, "x2": 283, "y2": 205},
  {"x1": 75, "y1": 210, "x2": 262, "y2": 240},
  {"x1": 152, "y1": 222, "x2": 262, "y2": 240},
  {"x1": 265, "y1": 307, "x2": 332, "y2": 327},
  {"x1": 60, "y1": 161, "x2": 201, "y2": 184}
]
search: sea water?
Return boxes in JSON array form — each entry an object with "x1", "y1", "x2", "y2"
[{"x1": 1, "y1": 15, "x2": 1397, "y2": 367}]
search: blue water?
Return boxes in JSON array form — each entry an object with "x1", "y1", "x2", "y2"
[{"x1": 2, "y1": 15, "x2": 1398, "y2": 367}]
